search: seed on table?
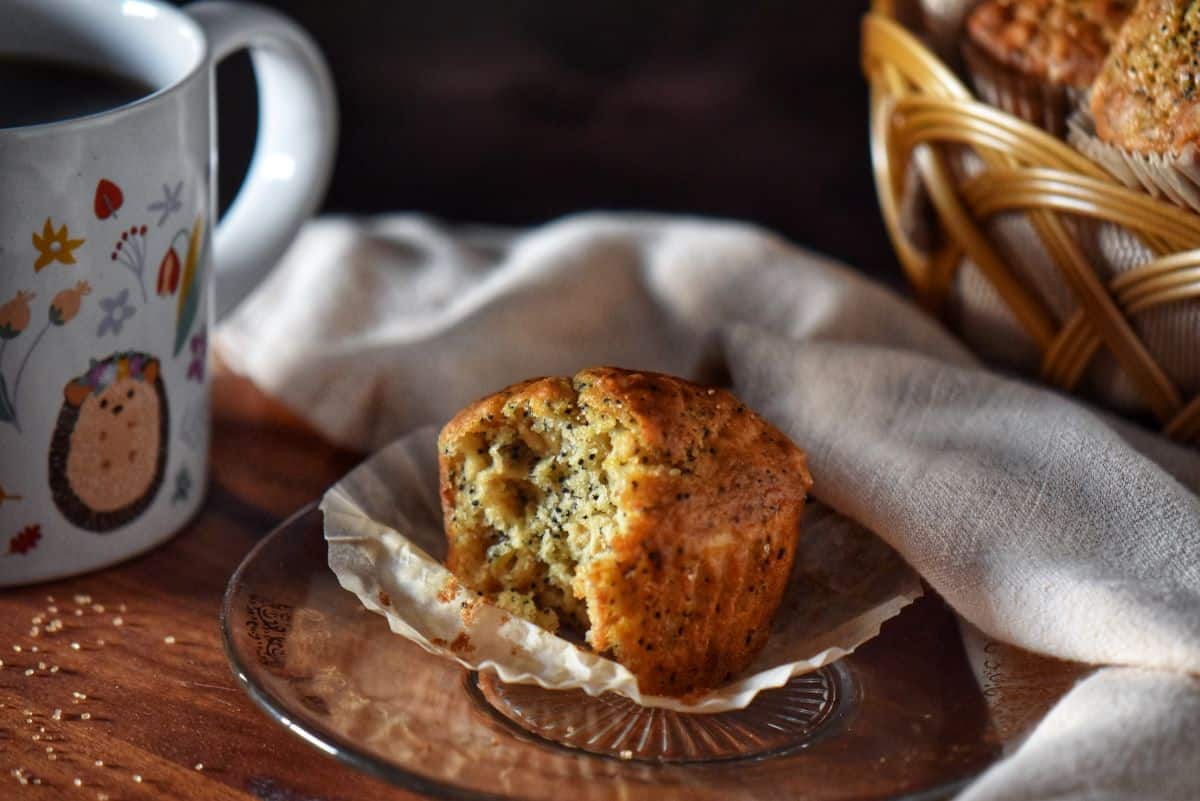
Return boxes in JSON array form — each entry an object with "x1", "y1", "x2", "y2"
[
  {"x1": 92, "y1": 604, "x2": 105, "y2": 613},
  {"x1": 51, "y1": 709, "x2": 62, "y2": 721},
  {"x1": 29, "y1": 626, "x2": 39, "y2": 637},
  {"x1": 97, "y1": 793, "x2": 110, "y2": 800},
  {"x1": 163, "y1": 635, "x2": 176, "y2": 645},
  {"x1": 73, "y1": 691, "x2": 87, "y2": 700},
  {"x1": 12, "y1": 645, "x2": 21, "y2": 652},
  {"x1": 74, "y1": 778, "x2": 83, "y2": 787},
  {"x1": 70, "y1": 642, "x2": 81, "y2": 650},
  {"x1": 74, "y1": 610, "x2": 83, "y2": 617},
  {"x1": 47, "y1": 605, "x2": 58, "y2": 613},
  {"x1": 194, "y1": 763, "x2": 204, "y2": 771},
  {"x1": 132, "y1": 773, "x2": 143, "y2": 783},
  {"x1": 45, "y1": 746, "x2": 53, "y2": 753},
  {"x1": 74, "y1": 594, "x2": 91, "y2": 605},
  {"x1": 111, "y1": 617, "x2": 123, "y2": 627},
  {"x1": 37, "y1": 661, "x2": 46, "y2": 670},
  {"x1": 49, "y1": 666, "x2": 59, "y2": 673},
  {"x1": 23, "y1": 668, "x2": 33, "y2": 676},
  {"x1": 97, "y1": 639, "x2": 106, "y2": 647},
  {"x1": 29, "y1": 645, "x2": 37, "y2": 652},
  {"x1": 94, "y1": 760, "x2": 104, "y2": 767},
  {"x1": 80, "y1": 713, "x2": 91, "y2": 721}
]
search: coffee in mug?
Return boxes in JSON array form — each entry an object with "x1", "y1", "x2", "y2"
[{"x1": 0, "y1": 57, "x2": 155, "y2": 128}]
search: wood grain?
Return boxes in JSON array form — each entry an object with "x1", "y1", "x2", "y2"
[
  {"x1": 0, "y1": 369, "x2": 1055, "y2": 800},
  {"x1": 1, "y1": 370, "x2": 415, "y2": 801}
]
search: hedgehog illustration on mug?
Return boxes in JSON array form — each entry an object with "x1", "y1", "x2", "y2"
[{"x1": 48, "y1": 352, "x2": 169, "y2": 532}]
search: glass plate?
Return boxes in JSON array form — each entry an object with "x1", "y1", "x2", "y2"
[{"x1": 221, "y1": 504, "x2": 1000, "y2": 801}]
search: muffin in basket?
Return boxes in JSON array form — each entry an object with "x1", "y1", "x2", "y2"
[
  {"x1": 438, "y1": 367, "x2": 813, "y2": 697},
  {"x1": 1071, "y1": 0, "x2": 1200, "y2": 211},
  {"x1": 963, "y1": 0, "x2": 1133, "y2": 135}
]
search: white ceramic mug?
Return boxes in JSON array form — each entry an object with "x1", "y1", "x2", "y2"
[{"x1": 0, "y1": 0, "x2": 337, "y2": 585}]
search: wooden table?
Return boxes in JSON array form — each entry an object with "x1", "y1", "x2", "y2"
[
  {"x1": 2, "y1": 370, "x2": 414, "y2": 801},
  {"x1": 2, "y1": 369, "x2": 1082, "y2": 800}
]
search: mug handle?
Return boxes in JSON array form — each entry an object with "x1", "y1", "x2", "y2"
[{"x1": 186, "y1": 1, "x2": 338, "y2": 320}]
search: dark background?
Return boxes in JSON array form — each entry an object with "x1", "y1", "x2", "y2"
[{"x1": 181, "y1": 0, "x2": 901, "y2": 286}]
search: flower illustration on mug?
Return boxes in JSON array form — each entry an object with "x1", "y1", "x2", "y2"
[
  {"x1": 32, "y1": 218, "x2": 85, "y2": 272},
  {"x1": 0, "y1": 290, "x2": 34, "y2": 340},
  {"x1": 187, "y1": 327, "x2": 207, "y2": 382},
  {"x1": 172, "y1": 216, "x2": 206, "y2": 356},
  {"x1": 148, "y1": 180, "x2": 184, "y2": 227},
  {"x1": 0, "y1": 282, "x2": 91, "y2": 432},
  {"x1": 7, "y1": 524, "x2": 41, "y2": 556},
  {"x1": 0, "y1": 290, "x2": 34, "y2": 424},
  {"x1": 96, "y1": 289, "x2": 137, "y2": 338},
  {"x1": 49, "y1": 281, "x2": 92, "y2": 326},
  {"x1": 111, "y1": 224, "x2": 151, "y2": 302}
]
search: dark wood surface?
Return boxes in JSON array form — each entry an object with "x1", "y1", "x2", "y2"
[
  {"x1": 0, "y1": 369, "x2": 1086, "y2": 800},
  {"x1": 1, "y1": 370, "x2": 416, "y2": 801}
]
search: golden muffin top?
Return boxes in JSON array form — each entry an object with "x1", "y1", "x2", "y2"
[
  {"x1": 967, "y1": 0, "x2": 1133, "y2": 87},
  {"x1": 1091, "y1": 0, "x2": 1200, "y2": 152}
]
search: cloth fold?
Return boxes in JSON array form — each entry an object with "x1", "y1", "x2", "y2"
[{"x1": 218, "y1": 213, "x2": 1200, "y2": 800}]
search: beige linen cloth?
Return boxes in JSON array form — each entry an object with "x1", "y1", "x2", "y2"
[{"x1": 217, "y1": 213, "x2": 1200, "y2": 800}]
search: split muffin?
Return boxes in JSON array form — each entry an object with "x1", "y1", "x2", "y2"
[{"x1": 437, "y1": 367, "x2": 813, "y2": 697}]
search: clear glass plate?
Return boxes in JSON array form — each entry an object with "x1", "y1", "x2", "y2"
[{"x1": 221, "y1": 504, "x2": 1000, "y2": 801}]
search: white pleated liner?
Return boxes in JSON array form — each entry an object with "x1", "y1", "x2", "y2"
[
  {"x1": 1068, "y1": 111, "x2": 1200, "y2": 214},
  {"x1": 322, "y1": 427, "x2": 923, "y2": 713}
]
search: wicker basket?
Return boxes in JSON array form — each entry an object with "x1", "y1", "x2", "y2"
[{"x1": 862, "y1": 0, "x2": 1200, "y2": 445}]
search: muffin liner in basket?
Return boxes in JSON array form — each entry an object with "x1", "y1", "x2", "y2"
[
  {"x1": 1068, "y1": 110, "x2": 1200, "y2": 214},
  {"x1": 961, "y1": 39, "x2": 1083, "y2": 137},
  {"x1": 322, "y1": 426, "x2": 923, "y2": 713}
]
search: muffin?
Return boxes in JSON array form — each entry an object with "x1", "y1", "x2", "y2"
[
  {"x1": 1071, "y1": 0, "x2": 1200, "y2": 210},
  {"x1": 963, "y1": 0, "x2": 1133, "y2": 135},
  {"x1": 438, "y1": 367, "x2": 812, "y2": 697}
]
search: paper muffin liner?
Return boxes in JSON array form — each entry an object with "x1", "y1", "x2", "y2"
[
  {"x1": 1068, "y1": 110, "x2": 1200, "y2": 214},
  {"x1": 961, "y1": 39, "x2": 1082, "y2": 137},
  {"x1": 322, "y1": 426, "x2": 923, "y2": 713}
]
